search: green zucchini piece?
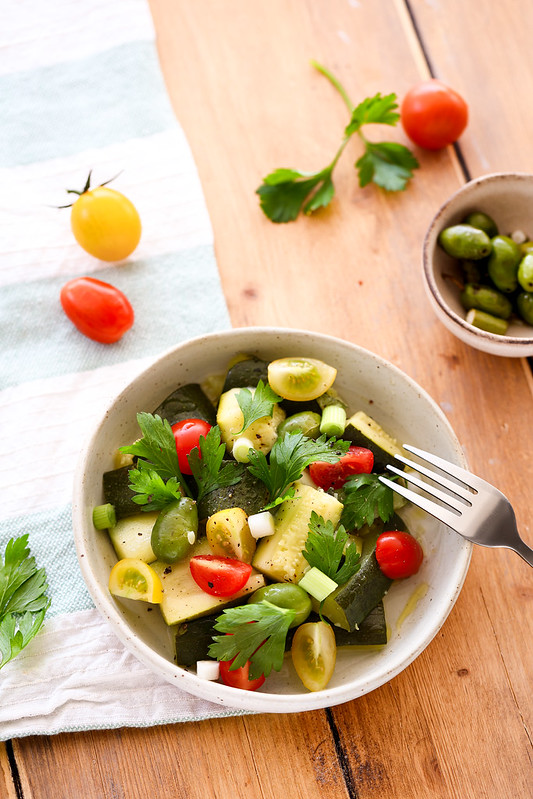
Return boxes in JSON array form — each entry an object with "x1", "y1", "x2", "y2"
[
  {"x1": 320, "y1": 514, "x2": 408, "y2": 631},
  {"x1": 175, "y1": 601, "x2": 388, "y2": 666},
  {"x1": 103, "y1": 465, "x2": 140, "y2": 521},
  {"x1": 152, "y1": 383, "x2": 216, "y2": 425},
  {"x1": 222, "y1": 357, "x2": 269, "y2": 392},
  {"x1": 197, "y1": 465, "x2": 270, "y2": 521},
  {"x1": 108, "y1": 511, "x2": 158, "y2": 562},
  {"x1": 343, "y1": 411, "x2": 405, "y2": 472}
]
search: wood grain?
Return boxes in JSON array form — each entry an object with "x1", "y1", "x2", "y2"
[{"x1": 8, "y1": 1, "x2": 533, "y2": 797}]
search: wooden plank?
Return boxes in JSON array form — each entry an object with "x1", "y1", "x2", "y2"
[
  {"x1": 0, "y1": 744, "x2": 18, "y2": 799},
  {"x1": 9, "y1": 1, "x2": 532, "y2": 797}
]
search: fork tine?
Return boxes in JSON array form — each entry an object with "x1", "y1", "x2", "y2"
[
  {"x1": 379, "y1": 475, "x2": 463, "y2": 531},
  {"x1": 403, "y1": 444, "x2": 488, "y2": 492},
  {"x1": 391, "y1": 454, "x2": 476, "y2": 503},
  {"x1": 386, "y1": 464, "x2": 470, "y2": 513}
]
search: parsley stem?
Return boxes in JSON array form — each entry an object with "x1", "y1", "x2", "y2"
[{"x1": 311, "y1": 60, "x2": 354, "y2": 113}]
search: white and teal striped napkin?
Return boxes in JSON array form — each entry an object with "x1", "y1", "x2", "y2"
[{"x1": 0, "y1": 0, "x2": 241, "y2": 739}]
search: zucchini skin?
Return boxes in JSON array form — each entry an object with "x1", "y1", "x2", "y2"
[
  {"x1": 103, "y1": 465, "x2": 141, "y2": 521},
  {"x1": 342, "y1": 411, "x2": 404, "y2": 473},
  {"x1": 197, "y1": 465, "x2": 270, "y2": 521},
  {"x1": 222, "y1": 357, "x2": 269, "y2": 392},
  {"x1": 152, "y1": 383, "x2": 216, "y2": 425},
  {"x1": 175, "y1": 602, "x2": 388, "y2": 666}
]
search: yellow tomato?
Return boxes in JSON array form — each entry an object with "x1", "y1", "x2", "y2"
[
  {"x1": 267, "y1": 357, "x2": 337, "y2": 402},
  {"x1": 291, "y1": 621, "x2": 336, "y2": 691},
  {"x1": 70, "y1": 186, "x2": 141, "y2": 261},
  {"x1": 108, "y1": 558, "x2": 163, "y2": 603}
]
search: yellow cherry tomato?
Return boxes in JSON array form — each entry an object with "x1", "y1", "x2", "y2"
[
  {"x1": 108, "y1": 558, "x2": 163, "y2": 603},
  {"x1": 291, "y1": 621, "x2": 336, "y2": 691},
  {"x1": 70, "y1": 186, "x2": 142, "y2": 261},
  {"x1": 267, "y1": 357, "x2": 337, "y2": 402}
]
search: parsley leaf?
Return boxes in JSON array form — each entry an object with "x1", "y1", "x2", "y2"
[
  {"x1": 0, "y1": 535, "x2": 50, "y2": 670},
  {"x1": 247, "y1": 431, "x2": 350, "y2": 509},
  {"x1": 208, "y1": 600, "x2": 296, "y2": 679},
  {"x1": 340, "y1": 473, "x2": 396, "y2": 529},
  {"x1": 235, "y1": 380, "x2": 282, "y2": 433},
  {"x1": 119, "y1": 412, "x2": 190, "y2": 494},
  {"x1": 127, "y1": 463, "x2": 183, "y2": 511},
  {"x1": 256, "y1": 64, "x2": 418, "y2": 223},
  {"x1": 188, "y1": 425, "x2": 243, "y2": 501},
  {"x1": 303, "y1": 512, "x2": 361, "y2": 585}
]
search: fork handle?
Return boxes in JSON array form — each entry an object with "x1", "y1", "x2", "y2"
[{"x1": 512, "y1": 537, "x2": 533, "y2": 568}]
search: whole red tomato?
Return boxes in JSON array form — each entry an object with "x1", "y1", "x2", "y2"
[
  {"x1": 401, "y1": 79, "x2": 468, "y2": 150},
  {"x1": 171, "y1": 418, "x2": 212, "y2": 474},
  {"x1": 60, "y1": 276, "x2": 134, "y2": 343},
  {"x1": 375, "y1": 531, "x2": 423, "y2": 579}
]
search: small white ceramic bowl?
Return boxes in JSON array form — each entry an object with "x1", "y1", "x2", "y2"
[
  {"x1": 423, "y1": 172, "x2": 533, "y2": 357},
  {"x1": 73, "y1": 327, "x2": 471, "y2": 713}
]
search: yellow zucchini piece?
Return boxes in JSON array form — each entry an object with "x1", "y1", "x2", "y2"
[
  {"x1": 252, "y1": 483, "x2": 343, "y2": 583},
  {"x1": 108, "y1": 512, "x2": 158, "y2": 563}
]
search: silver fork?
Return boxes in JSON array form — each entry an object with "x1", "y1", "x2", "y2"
[{"x1": 379, "y1": 444, "x2": 533, "y2": 567}]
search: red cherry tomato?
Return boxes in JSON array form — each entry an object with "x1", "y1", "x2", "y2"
[
  {"x1": 400, "y1": 79, "x2": 468, "y2": 150},
  {"x1": 375, "y1": 531, "x2": 424, "y2": 579},
  {"x1": 189, "y1": 555, "x2": 252, "y2": 597},
  {"x1": 309, "y1": 446, "x2": 374, "y2": 491},
  {"x1": 219, "y1": 657, "x2": 265, "y2": 691},
  {"x1": 171, "y1": 418, "x2": 212, "y2": 475},
  {"x1": 60, "y1": 276, "x2": 134, "y2": 343}
]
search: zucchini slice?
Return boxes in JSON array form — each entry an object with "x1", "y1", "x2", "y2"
[
  {"x1": 197, "y1": 467, "x2": 270, "y2": 521},
  {"x1": 222, "y1": 357, "x2": 269, "y2": 393},
  {"x1": 103, "y1": 465, "x2": 140, "y2": 521},
  {"x1": 343, "y1": 411, "x2": 405, "y2": 472},
  {"x1": 252, "y1": 483, "x2": 343, "y2": 583},
  {"x1": 151, "y1": 539, "x2": 266, "y2": 626},
  {"x1": 152, "y1": 383, "x2": 216, "y2": 425},
  {"x1": 108, "y1": 512, "x2": 158, "y2": 562}
]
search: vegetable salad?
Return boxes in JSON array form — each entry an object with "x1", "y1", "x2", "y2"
[{"x1": 93, "y1": 355, "x2": 423, "y2": 693}]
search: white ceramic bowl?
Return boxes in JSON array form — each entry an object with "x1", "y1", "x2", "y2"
[
  {"x1": 73, "y1": 327, "x2": 471, "y2": 713},
  {"x1": 423, "y1": 172, "x2": 533, "y2": 357}
]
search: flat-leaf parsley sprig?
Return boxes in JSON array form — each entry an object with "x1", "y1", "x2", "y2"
[
  {"x1": 188, "y1": 426, "x2": 244, "y2": 501},
  {"x1": 256, "y1": 61, "x2": 419, "y2": 223},
  {"x1": 340, "y1": 473, "x2": 397, "y2": 530},
  {"x1": 208, "y1": 600, "x2": 296, "y2": 679},
  {"x1": 303, "y1": 512, "x2": 361, "y2": 585},
  {"x1": 0, "y1": 535, "x2": 50, "y2": 669},
  {"x1": 247, "y1": 430, "x2": 350, "y2": 510},
  {"x1": 235, "y1": 380, "x2": 282, "y2": 434}
]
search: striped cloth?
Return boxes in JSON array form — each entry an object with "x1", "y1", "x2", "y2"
[{"x1": 0, "y1": 0, "x2": 242, "y2": 739}]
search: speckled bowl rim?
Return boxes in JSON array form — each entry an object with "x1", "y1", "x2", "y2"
[
  {"x1": 73, "y1": 327, "x2": 472, "y2": 713},
  {"x1": 423, "y1": 172, "x2": 533, "y2": 350}
]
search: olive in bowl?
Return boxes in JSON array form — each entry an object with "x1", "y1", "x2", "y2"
[{"x1": 423, "y1": 172, "x2": 533, "y2": 356}]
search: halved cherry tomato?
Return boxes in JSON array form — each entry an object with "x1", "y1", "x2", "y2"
[
  {"x1": 60, "y1": 276, "x2": 134, "y2": 343},
  {"x1": 108, "y1": 558, "x2": 163, "y2": 603},
  {"x1": 189, "y1": 555, "x2": 252, "y2": 596},
  {"x1": 70, "y1": 184, "x2": 141, "y2": 262},
  {"x1": 171, "y1": 418, "x2": 212, "y2": 475},
  {"x1": 219, "y1": 657, "x2": 265, "y2": 691},
  {"x1": 309, "y1": 445, "x2": 374, "y2": 490},
  {"x1": 401, "y1": 79, "x2": 468, "y2": 150},
  {"x1": 291, "y1": 621, "x2": 336, "y2": 692},
  {"x1": 375, "y1": 531, "x2": 424, "y2": 579},
  {"x1": 267, "y1": 357, "x2": 336, "y2": 402}
]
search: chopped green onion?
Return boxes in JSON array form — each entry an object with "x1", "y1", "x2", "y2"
[
  {"x1": 196, "y1": 660, "x2": 220, "y2": 681},
  {"x1": 466, "y1": 308, "x2": 508, "y2": 335},
  {"x1": 319, "y1": 404, "x2": 347, "y2": 437},
  {"x1": 298, "y1": 567, "x2": 337, "y2": 601},
  {"x1": 248, "y1": 510, "x2": 276, "y2": 539},
  {"x1": 232, "y1": 436, "x2": 255, "y2": 463},
  {"x1": 92, "y1": 503, "x2": 116, "y2": 530}
]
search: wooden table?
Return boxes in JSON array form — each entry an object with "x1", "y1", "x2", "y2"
[{"x1": 3, "y1": 1, "x2": 532, "y2": 796}]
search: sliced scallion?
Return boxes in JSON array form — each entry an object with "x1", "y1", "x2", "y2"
[
  {"x1": 319, "y1": 404, "x2": 347, "y2": 437},
  {"x1": 92, "y1": 503, "x2": 116, "y2": 530},
  {"x1": 298, "y1": 567, "x2": 337, "y2": 602}
]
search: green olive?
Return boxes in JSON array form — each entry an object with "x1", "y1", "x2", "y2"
[
  {"x1": 460, "y1": 283, "x2": 513, "y2": 320},
  {"x1": 487, "y1": 235, "x2": 521, "y2": 293},
  {"x1": 438, "y1": 224, "x2": 492, "y2": 260},
  {"x1": 277, "y1": 411, "x2": 322, "y2": 439},
  {"x1": 247, "y1": 582, "x2": 312, "y2": 627},
  {"x1": 151, "y1": 497, "x2": 198, "y2": 563},
  {"x1": 463, "y1": 211, "x2": 498, "y2": 238},
  {"x1": 517, "y1": 254, "x2": 533, "y2": 292},
  {"x1": 516, "y1": 292, "x2": 533, "y2": 325},
  {"x1": 520, "y1": 240, "x2": 533, "y2": 256}
]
